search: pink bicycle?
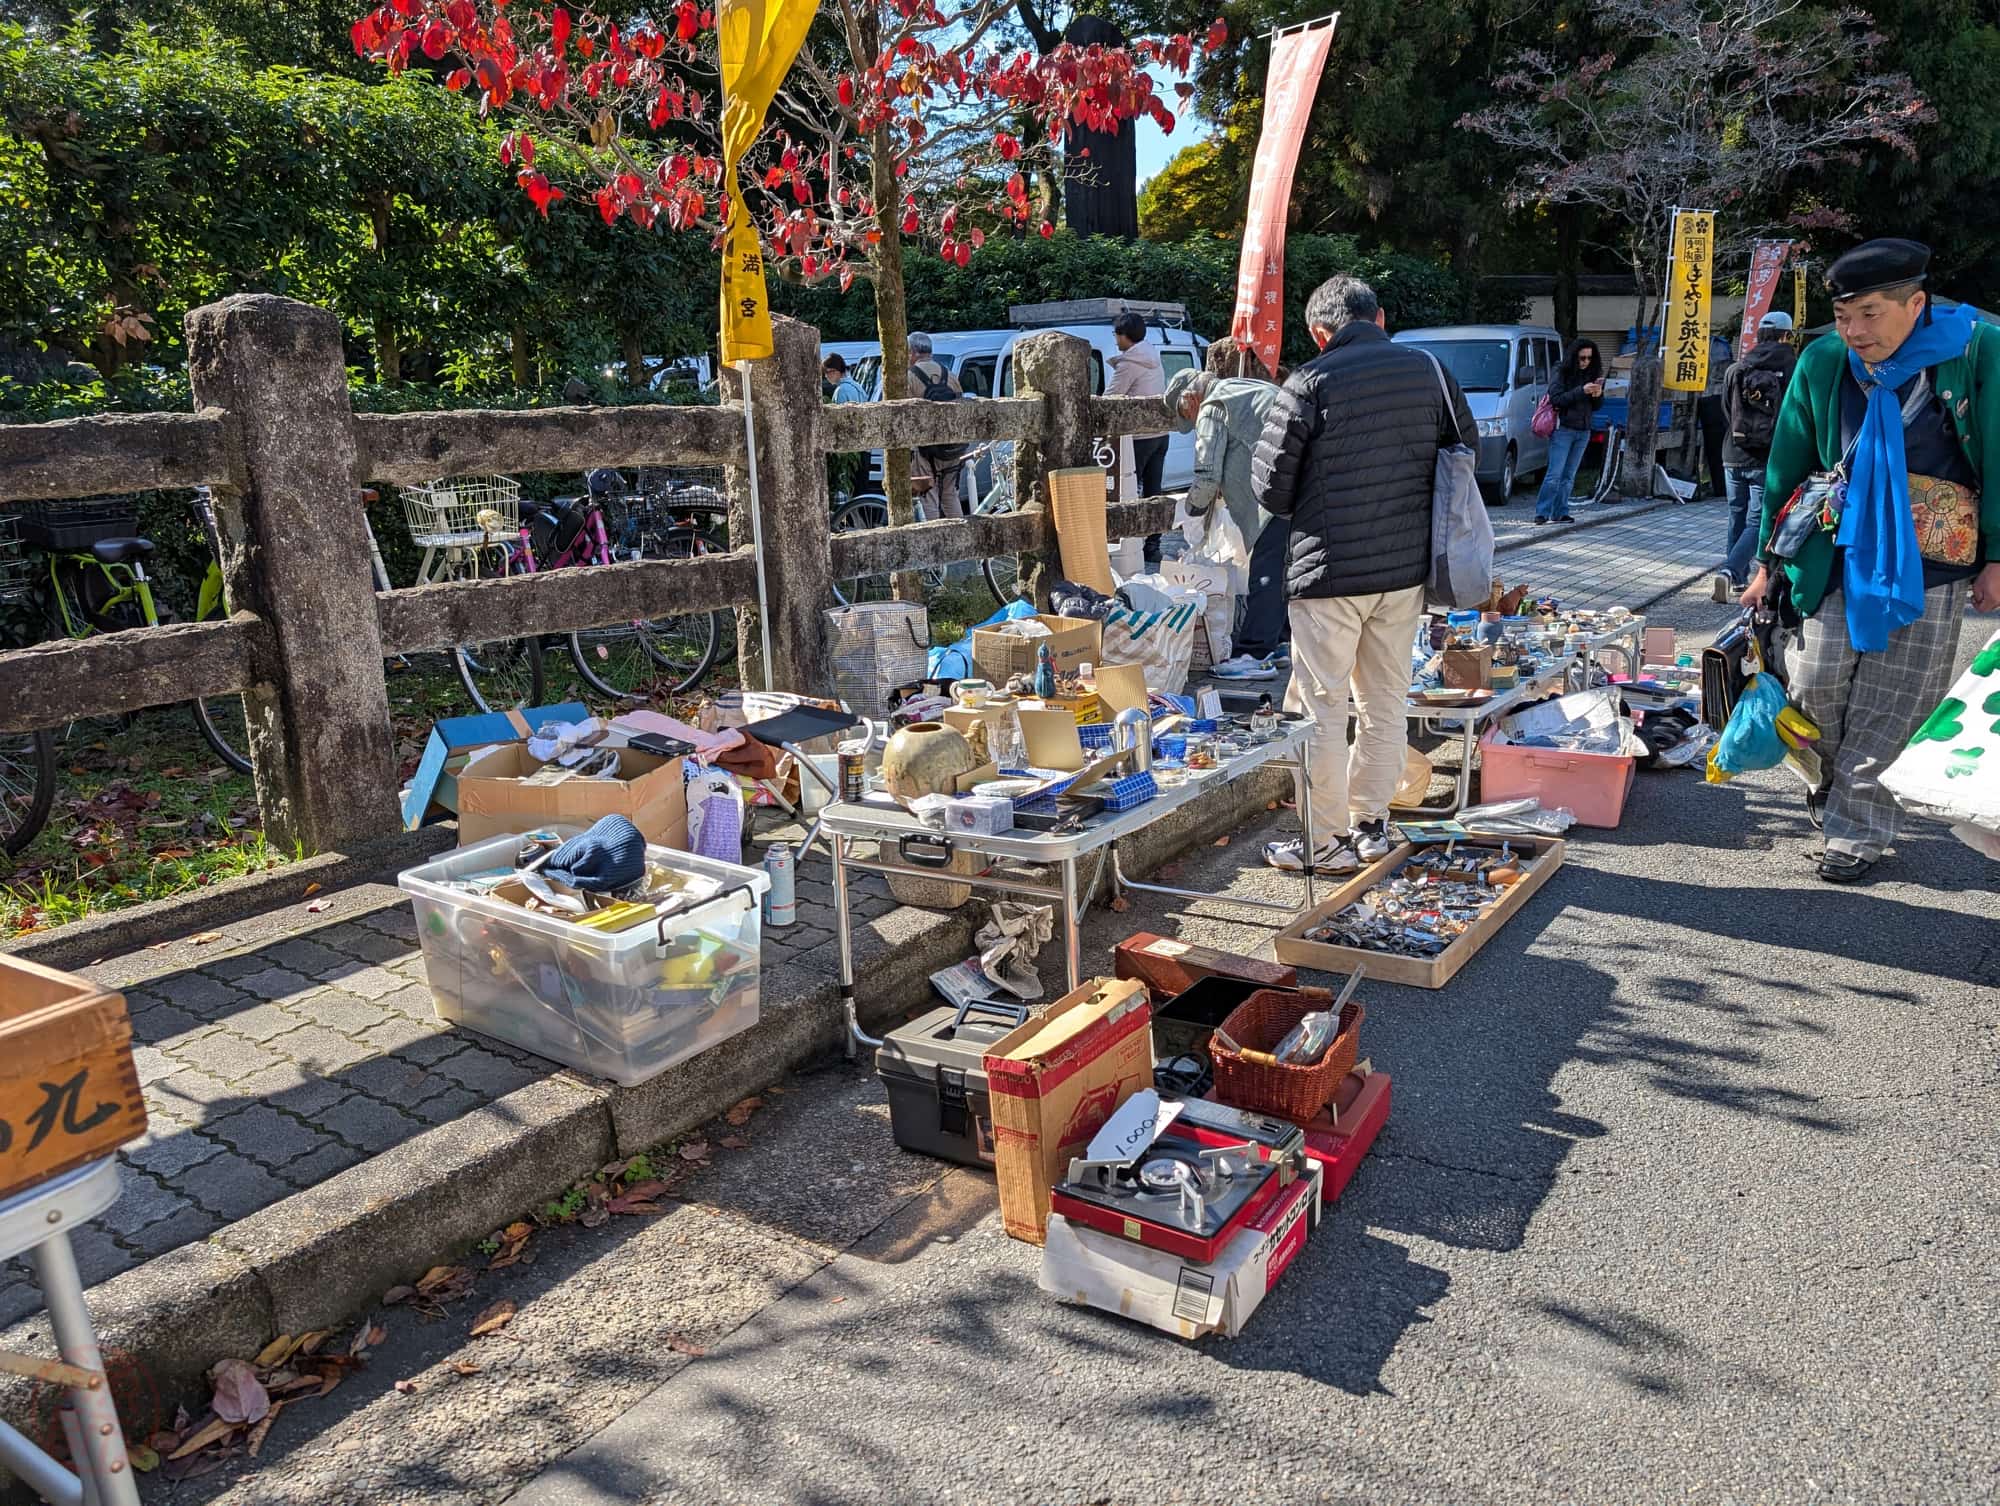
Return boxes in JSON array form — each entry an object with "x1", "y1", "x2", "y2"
[{"x1": 500, "y1": 469, "x2": 720, "y2": 699}]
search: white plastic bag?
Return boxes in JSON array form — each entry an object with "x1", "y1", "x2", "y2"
[{"x1": 1881, "y1": 626, "x2": 2000, "y2": 844}]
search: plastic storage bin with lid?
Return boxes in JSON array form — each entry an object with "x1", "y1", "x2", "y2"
[{"x1": 398, "y1": 833, "x2": 770, "y2": 1086}]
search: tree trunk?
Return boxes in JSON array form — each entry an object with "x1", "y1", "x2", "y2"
[
  {"x1": 868, "y1": 121, "x2": 922, "y2": 603},
  {"x1": 1617, "y1": 279, "x2": 1661, "y2": 499},
  {"x1": 369, "y1": 193, "x2": 400, "y2": 385},
  {"x1": 1554, "y1": 206, "x2": 1580, "y2": 343},
  {"x1": 621, "y1": 327, "x2": 645, "y2": 388},
  {"x1": 511, "y1": 324, "x2": 534, "y2": 389},
  {"x1": 1059, "y1": 16, "x2": 1139, "y2": 239}
]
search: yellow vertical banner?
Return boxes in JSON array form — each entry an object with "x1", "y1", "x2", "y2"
[
  {"x1": 718, "y1": 0, "x2": 818, "y2": 364},
  {"x1": 1663, "y1": 208, "x2": 1716, "y2": 392},
  {"x1": 1794, "y1": 261, "x2": 1807, "y2": 331}
]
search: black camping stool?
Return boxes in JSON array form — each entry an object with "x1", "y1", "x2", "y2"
[{"x1": 738, "y1": 702, "x2": 861, "y2": 863}]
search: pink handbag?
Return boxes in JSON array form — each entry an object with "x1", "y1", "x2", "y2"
[{"x1": 1530, "y1": 393, "x2": 1559, "y2": 439}]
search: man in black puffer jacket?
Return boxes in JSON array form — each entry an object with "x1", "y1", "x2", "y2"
[{"x1": 1251, "y1": 274, "x2": 1475, "y2": 875}]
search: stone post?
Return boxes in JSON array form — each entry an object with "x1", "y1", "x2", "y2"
[
  {"x1": 1009, "y1": 331, "x2": 1095, "y2": 610},
  {"x1": 184, "y1": 294, "x2": 400, "y2": 852},
  {"x1": 722, "y1": 316, "x2": 834, "y2": 693}
]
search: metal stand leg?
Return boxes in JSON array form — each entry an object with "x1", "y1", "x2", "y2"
[
  {"x1": 1296, "y1": 755, "x2": 1317, "y2": 908},
  {"x1": 832, "y1": 833, "x2": 877, "y2": 1058},
  {"x1": 1060, "y1": 858, "x2": 1082, "y2": 993},
  {"x1": 27, "y1": 1235, "x2": 138, "y2": 1506},
  {"x1": 1455, "y1": 719, "x2": 1476, "y2": 813}
]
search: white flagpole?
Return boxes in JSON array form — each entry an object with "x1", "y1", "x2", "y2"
[{"x1": 737, "y1": 358, "x2": 776, "y2": 692}]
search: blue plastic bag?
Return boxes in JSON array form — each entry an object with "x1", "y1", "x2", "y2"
[
  {"x1": 928, "y1": 597, "x2": 1035, "y2": 680},
  {"x1": 1707, "y1": 672, "x2": 1789, "y2": 782}
]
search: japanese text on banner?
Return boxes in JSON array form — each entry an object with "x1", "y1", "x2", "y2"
[
  {"x1": 718, "y1": 0, "x2": 817, "y2": 365},
  {"x1": 1738, "y1": 239, "x2": 1794, "y2": 353},
  {"x1": 1664, "y1": 209, "x2": 1716, "y2": 393},
  {"x1": 1230, "y1": 17, "x2": 1337, "y2": 378}
]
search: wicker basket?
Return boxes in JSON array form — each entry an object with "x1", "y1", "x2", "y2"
[
  {"x1": 399, "y1": 475, "x2": 523, "y2": 549},
  {"x1": 1210, "y1": 987, "x2": 1363, "y2": 1123}
]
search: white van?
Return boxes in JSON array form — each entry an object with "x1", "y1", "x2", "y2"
[
  {"x1": 826, "y1": 299, "x2": 1210, "y2": 492},
  {"x1": 1391, "y1": 323, "x2": 1566, "y2": 502}
]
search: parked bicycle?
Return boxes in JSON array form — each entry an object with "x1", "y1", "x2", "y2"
[{"x1": 831, "y1": 439, "x2": 1022, "y2": 607}]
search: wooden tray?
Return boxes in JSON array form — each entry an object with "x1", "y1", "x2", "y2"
[
  {"x1": 1, "y1": 955, "x2": 148, "y2": 1200},
  {"x1": 1273, "y1": 836, "x2": 1566, "y2": 990}
]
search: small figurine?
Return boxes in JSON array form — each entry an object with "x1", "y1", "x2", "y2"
[
  {"x1": 1032, "y1": 641, "x2": 1058, "y2": 699},
  {"x1": 1250, "y1": 693, "x2": 1279, "y2": 736}
]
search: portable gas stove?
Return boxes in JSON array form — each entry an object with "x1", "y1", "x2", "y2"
[{"x1": 1049, "y1": 1096, "x2": 1306, "y2": 1263}]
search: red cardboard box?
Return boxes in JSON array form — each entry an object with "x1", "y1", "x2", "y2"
[
  {"x1": 1114, "y1": 933, "x2": 1297, "y2": 1001},
  {"x1": 1296, "y1": 1070, "x2": 1392, "y2": 1204}
]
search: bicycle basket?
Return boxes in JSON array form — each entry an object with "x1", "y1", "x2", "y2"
[
  {"x1": 399, "y1": 475, "x2": 522, "y2": 548},
  {"x1": 0, "y1": 512, "x2": 32, "y2": 602},
  {"x1": 15, "y1": 498, "x2": 141, "y2": 552}
]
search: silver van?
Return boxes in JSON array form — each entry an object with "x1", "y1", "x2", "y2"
[{"x1": 1392, "y1": 323, "x2": 1566, "y2": 503}]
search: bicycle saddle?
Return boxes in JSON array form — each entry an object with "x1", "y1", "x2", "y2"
[{"x1": 90, "y1": 537, "x2": 156, "y2": 564}]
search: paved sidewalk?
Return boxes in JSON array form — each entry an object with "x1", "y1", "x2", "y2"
[{"x1": 1491, "y1": 497, "x2": 1727, "y2": 610}]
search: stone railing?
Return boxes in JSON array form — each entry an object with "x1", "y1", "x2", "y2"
[{"x1": 0, "y1": 295, "x2": 1174, "y2": 856}]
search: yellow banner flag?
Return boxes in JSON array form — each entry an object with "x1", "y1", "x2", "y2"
[
  {"x1": 719, "y1": 0, "x2": 818, "y2": 365},
  {"x1": 1794, "y1": 261, "x2": 1807, "y2": 331},
  {"x1": 1663, "y1": 209, "x2": 1716, "y2": 393}
]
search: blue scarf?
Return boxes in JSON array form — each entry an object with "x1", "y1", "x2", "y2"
[{"x1": 1835, "y1": 302, "x2": 1979, "y2": 651}]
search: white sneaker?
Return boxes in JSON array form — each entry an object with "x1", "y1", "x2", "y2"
[
  {"x1": 1262, "y1": 837, "x2": 1360, "y2": 875},
  {"x1": 1212, "y1": 654, "x2": 1279, "y2": 680},
  {"x1": 1710, "y1": 572, "x2": 1732, "y2": 603},
  {"x1": 1352, "y1": 819, "x2": 1393, "y2": 862}
]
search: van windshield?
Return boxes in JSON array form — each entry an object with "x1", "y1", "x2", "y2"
[{"x1": 1400, "y1": 339, "x2": 1510, "y2": 393}]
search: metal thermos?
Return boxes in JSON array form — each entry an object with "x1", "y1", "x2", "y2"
[
  {"x1": 1111, "y1": 706, "x2": 1153, "y2": 772},
  {"x1": 763, "y1": 843, "x2": 796, "y2": 927}
]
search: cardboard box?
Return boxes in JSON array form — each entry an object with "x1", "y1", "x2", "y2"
[
  {"x1": 400, "y1": 702, "x2": 590, "y2": 829},
  {"x1": 1273, "y1": 837, "x2": 1565, "y2": 989},
  {"x1": 971, "y1": 615, "x2": 1102, "y2": 684},
  {"x1": 1440, "y1": 646, "x2": 1493, "y2": 690},
  {"x1": 1114, "y1": 933, "x2": 1297, "y2": 1002},
  {"x1": 1038, "y1": 1160, "x2": 1322, "y2": 1339},
  {"x1": 456, "y1": 743, "x2": 689, "y2": 849},
  {"x1": 983, "y1": 978, "x2": 1153, "y2": 1245},
  {"x1": 1, "y1": 956, "x2": 147, "y2": 1200}
]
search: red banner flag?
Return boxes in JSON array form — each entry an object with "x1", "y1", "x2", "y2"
[
  {"x1": 1230, "y1": 16, "x2": 1337, "y2": 377},
  {"x1": 1738, "y1": 239, "x2": 1795, "y2": 353}
]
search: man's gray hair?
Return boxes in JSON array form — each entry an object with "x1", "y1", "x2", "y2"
[
  {"x1": 907, "y1": 331, "x2": 934, "y2": 356},
  {"x1": 1304, "y1": 275, "x2": 1379, "y2": 334}
]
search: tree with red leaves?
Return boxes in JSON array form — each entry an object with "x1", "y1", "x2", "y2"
[{"x1": 351, "y1": 0, "x2": 1222, "y2": 526}]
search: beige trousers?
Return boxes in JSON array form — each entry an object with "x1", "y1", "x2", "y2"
[{"x1": 1282, "y1": 586, "x2": 1425, "y2": 847}]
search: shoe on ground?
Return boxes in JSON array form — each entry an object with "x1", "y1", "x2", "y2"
[
  {"x1": 1212, "y1": 653, "x2": 1279, "y2": 680},
  {"x1": 1267, "y1": 645, "x2": 1292, "y2": 668},
  {"x1": 1557, "y1": 513, "x2": 1576, "y2": 523},
  {"x1": 1806, "y1": 789, "x2": 1827, "y2": 831},
  {"x1": 1352, "y1": 819, "x2": 1392, "y2": 863},
  {"x1": 1711, "y1": 572, "x2": 1733, "y2": 602},
  {"x1": 1263, "y1": 837, "x2": 1360, "y2": 875},
  {"x1": 1817, "y1": 850, "x2": 1874, "y2": 884},
  {"x1": 1532, "y1": 516, "x2": 1550, "y2": 527}
]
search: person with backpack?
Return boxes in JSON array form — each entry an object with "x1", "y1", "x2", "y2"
[
  {"x1": 907, "y1": 332, "x2": 967, "y2": 519},
  {"x1": 1532, "y1": 339, "x2": 1606, "y2": 524},
  {"x1": 1711, "y1": 311, "x2": 1797, "y2": 598}
]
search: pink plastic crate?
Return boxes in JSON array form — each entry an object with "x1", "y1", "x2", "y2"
[{"x1": 1477, "y1": 731, "x2": 1636, "y2": 828}]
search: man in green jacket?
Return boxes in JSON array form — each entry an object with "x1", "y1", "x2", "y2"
[{"x1": 1744, "y1": 238, "x2": 2000, "y2": 882}]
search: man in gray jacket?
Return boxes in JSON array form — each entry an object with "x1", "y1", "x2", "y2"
[{"x1": 1164, "y1": 367, "x2": 1285, "y2": 679}]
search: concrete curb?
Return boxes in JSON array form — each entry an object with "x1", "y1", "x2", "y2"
[
  {"x1": 0, "y1": 763, "x2": 1289, "y2": 1427},
  {"x1": 4, "y1": 827, "x2": 458, "y2": 974}
]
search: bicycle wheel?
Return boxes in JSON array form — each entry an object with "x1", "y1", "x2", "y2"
[
  {"x1": 456, "y1": 635, "x2": 546, "y2": 713},
  {"x1": 192, "y1": 695, "x2": 252, "y2": 775},
  {"x1": 831, "y1": 495, "x2": 946, "y2": 606},
  {"x1": 639, "y1": 526, "x2": 725, "y2": 693},
  {"x1": 1, "y1": 727, "x2": 55, "y2": 856},
  {"x1": 566, "y1": 614, "x2": 703, "y2": 700}
]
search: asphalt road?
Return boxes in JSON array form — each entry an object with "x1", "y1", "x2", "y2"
[{"x1": 173, "y1": 583, "x2": 2000, "y2": 1506}]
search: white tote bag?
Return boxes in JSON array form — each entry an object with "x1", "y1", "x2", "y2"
[{"x1": 1422, "y1": 352, "x2": 1495, "y2": 608}]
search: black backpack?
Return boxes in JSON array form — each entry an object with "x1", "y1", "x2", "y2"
[
  {"x1": 912, "y1": 363, "x2": 958, "y2": 404},
  {"x1": 1729, "y1": 365, "x2": 1786, "y2": 451},
  {"x1": 911, "y1": 362, "x2": 967, "y2": 469}
]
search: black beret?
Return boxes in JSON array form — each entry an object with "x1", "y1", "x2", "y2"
[{"x1": 1825, "y1": 238, "x2": 1931, "y2": 300}]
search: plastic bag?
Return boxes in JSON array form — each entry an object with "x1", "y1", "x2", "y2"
[
  {"x1": 1454, "y1": 797, "x2": 1576, "y2": 835},
  {"x1": 1705, "y1": 672, "x2": 1790, "y2": 783},
  {"x1": 1881, "y1": 626, "x2": 2000, "y2": 839}
]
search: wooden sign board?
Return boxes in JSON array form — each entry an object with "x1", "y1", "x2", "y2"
[{"x1": 1, "y1": 955, "x2": 148, "y2": 1200}]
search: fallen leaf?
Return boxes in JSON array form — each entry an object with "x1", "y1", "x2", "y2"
[
  {"x1": 128, "y1": 1444, "x2": 161, "y2": 1473},
  {"x1": 165, "y1": 1450, "x2": 230, "y2": 1483},
  {"x1": 190, "y1": 931, "x2": 223, "y2": 944},
  {"x1": 382, "y1": 1285, "x2": 415, "y2": 1306},
  {"x1": 470, "y1": 1300, "x2": 517, "y2": 1338},
  {"x1": 666, "y1": 1335, "x2": 707, "y2": 1357},
  {"x1": 502, "y1": 1221, "x2": 534, "y2": 1242},
  {"x1": 1267, "y1": 800, "x2": 1279, "y2": 811},
  {"x1": 724, "y1": 1096, "x2": 762, "y2": 1125},
  {"x1": 578, "y1": 1204, "x2": 610, "y2": 1228},
  {"x1": 393, "y1": 1379, "x2": 418, "y2": 1394},
  {"x1": 305, "y1": 899, "x2": 332, "y2": 913},
  {"x1": 148, "y1": 1431, "x2": 179, "y2": 1453},
  {"x1": 211, "y1": 1357, "x2": 270, "y2": 1425},
  {"x1": 246, "y1": 1401, "x2": 283, "y2": 1457},
  {"x1": 153, "y1": 847, "x2": 196, "y2": 860},
  {"x1": 296, "y1": 1330, "x2": 333, "y2": 1355},
  {"x1": 1213, "y1": 835, "x2": 1231, "y2": 846},
  {"x1": 678, "y1": 1140, "x2": 711, "y2": 1162},
  {"x1": 416, "y1": 1265, "x2": 469, "y2": 1296},
  {"x1": 303, "y1": 882, "x2": 322, "y2": 897},
  {"x1": 486, "y1": 1250, "x2": 524, "y2": 1271},
  {"x1": 315, "y1": 1370, "x2": 344, "y2": 1399},
  {"x1": 1108, "y1": 895, "x2": 1131, "y2": 912},
  {"x1": 828, "y1": 1296, "x2": 847, "y2": 1304},
  {"x1": 253, "y1": 1334, "x2": 302, "y2": 1369},
  {"x1": 168, "y1": 1414, "x2": 234, "y2": 1460},
  {"x1": 450, "y1": 1361, "x2": 482, "y2": 1376},
  {"x1": 717, "y1": 1135, "x2": 749, "y2": 1150}
]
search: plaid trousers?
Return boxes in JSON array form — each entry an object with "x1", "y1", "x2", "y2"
[{"x1": 1788, "y1": 582, "x2": 1969, "y2": 859}]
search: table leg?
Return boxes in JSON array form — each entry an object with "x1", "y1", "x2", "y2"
[
  {"x1": 831, "y1": 833, "x2": 878, "y2": 1058},
  {"x1": 1296, "y1": 753, "x2": 1317, "y2": 908},
  {"x1": 1455, "y1": 718, "x2": 1475, "y2": 813},
  {"x1": 0, "y1": 1412, "x2": 84, "y2": 1506},
  {"x1": 27, "y1": 1235, "x2": 138, "y2": 1506},
  {"x1": 1060, "y1": 858, "x2": 1082, "y2": 993}
]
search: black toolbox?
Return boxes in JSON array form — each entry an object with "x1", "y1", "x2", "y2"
[{"x1": 875, "y1": 997, "x2": 1038, "y2": 1169}]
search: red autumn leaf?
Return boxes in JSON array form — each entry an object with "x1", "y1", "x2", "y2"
[
  {"x1": 419, "y1": 21, "x2": 448, "y2": 58},
  {"x1": 955, "y1": 240, "x2": 972, "y2": 267},
  {"x1": 446, "y1": 0, "x2": 475, "y2": 27},
  {"x1": 1040, "y1": 220, "x2": 1054, "y2": 238},
  {"x1": 351, "y1": 15, "x2": 384, "y2": 55},
  {"x1": 900, "y1": 208, "x2": 919, "y2": 233},
  {"x1": 995, "y1": 131, "x2": 1021, "y2": 160},
  {"x1": 676, "y1": 0, "x2": 698, "y2": 43},
  {"x1": 595, "y1": 185, "x2": 619, "y2": 224},
  {"x1": 520, "y1": 171, "x2": 564, "y2": 216},
  {"x1": 837, "y1": 75, "x2": 855, "y2": 107},
  {"x1": 551, "y1": 5, "x2": 571, "y2": 53},
  {"x1": 838, "y1": 266, "x2": 855, "y2": 292},
  {"x1": 970, "y1": 227, "x2": 986, "y2": 249},
  {"x1": 1204, "y1": 17, "x2": 1228, "y2": 51},
  {"x1": 939, "y1": 238, "x2": 956, "y2": 262},
  {"x1": 445, "y1": 66, "x2": 472, "y2": 89}
]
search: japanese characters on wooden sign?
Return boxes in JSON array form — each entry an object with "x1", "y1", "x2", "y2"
[
  {"x1": 2, "y1": 955, "x2": 148, "y2": 1200},
  {"x1": 1663, "y1": 209, "x2": 1717, "y2": 393}
]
